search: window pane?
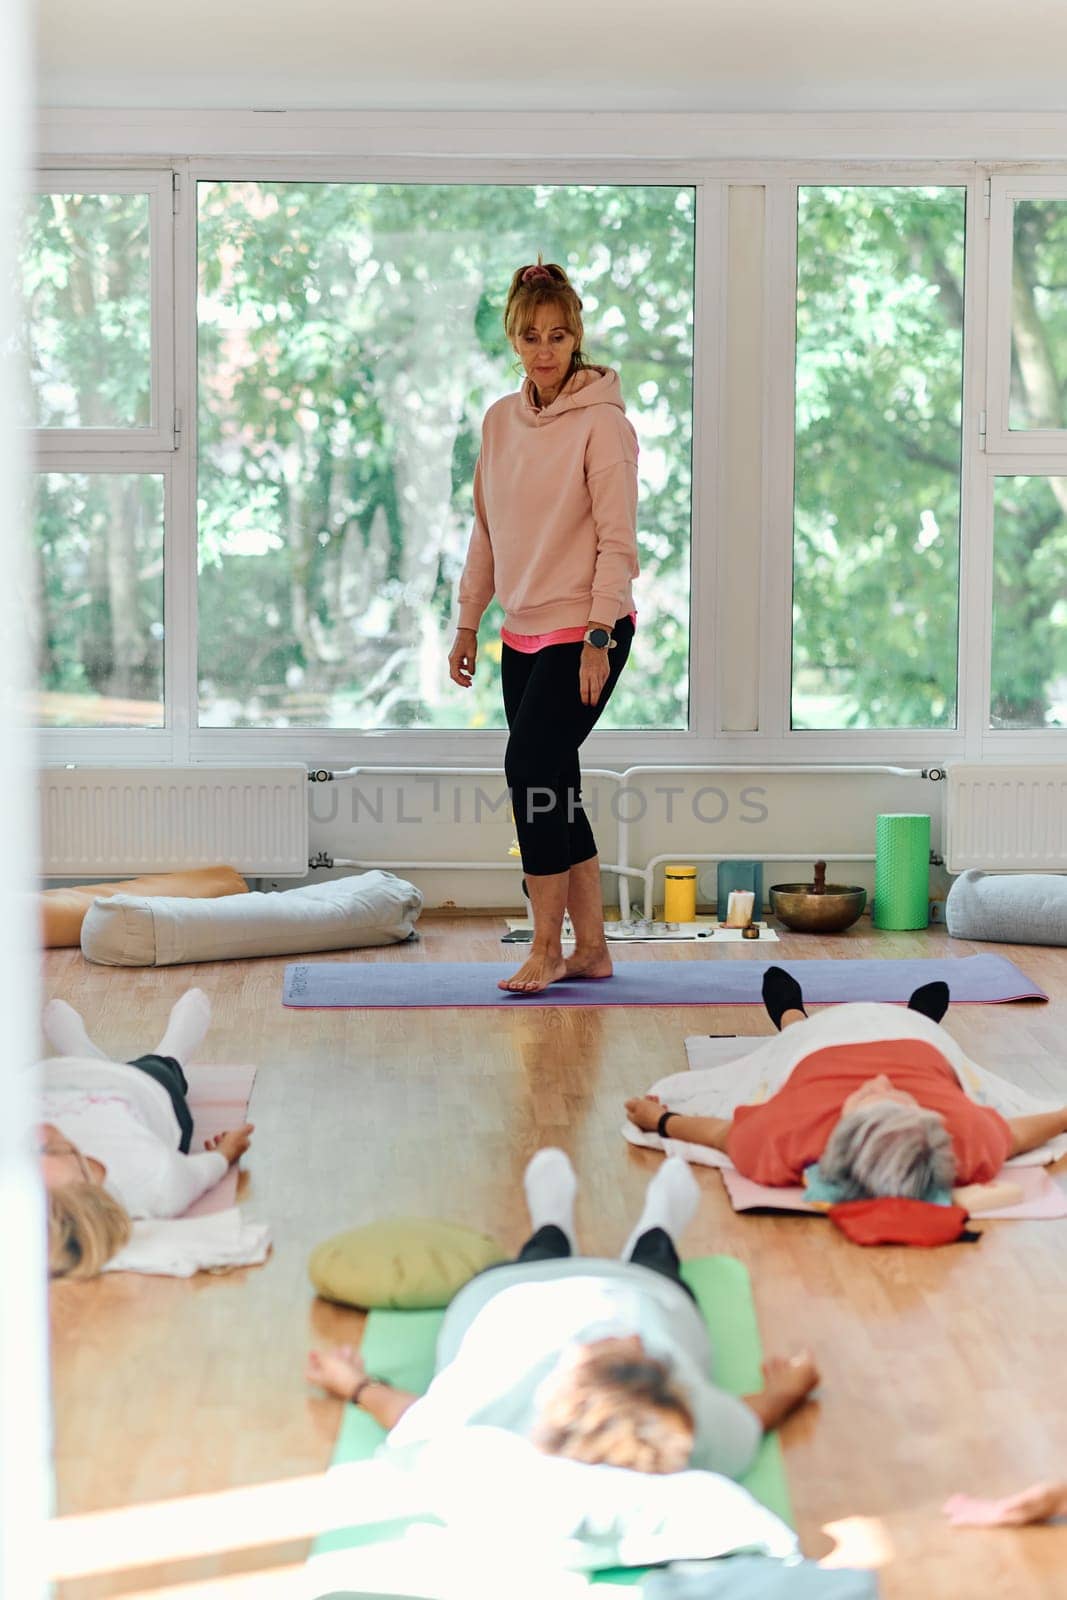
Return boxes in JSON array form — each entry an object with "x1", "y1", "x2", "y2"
[
  {"x1": 1010, "y1": 200, "x2": 1067, "y2": 431},
  {"x1": 32, "y1": 473, "x2": 165, "y2": 727},
  {"x1": 991, "y1": 477, "x2": 1067, "y2": 728},
  {"x1": 197, "y1": 182, "x2": 694, "y2": 730},
  {"x1": 792, "y1": 186, "x2": 965, "y2": 730},
  {"x1": 23, "y1": 192, "x2": 153, "y2": 429}
]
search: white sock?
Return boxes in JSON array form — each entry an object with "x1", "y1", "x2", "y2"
[
  {"x1": 153, "y1": 989, "x2": 212, "y2": 1064},
  {"x1": 622, "y1": 1157, "x2": 700, "y2": 1260},
  {"x1": 523, "y1": 1148, "x2": 578, "y2": 1251},
  {"x1": 43, "y1": 998, "x2": 107, "y2": 1060}
]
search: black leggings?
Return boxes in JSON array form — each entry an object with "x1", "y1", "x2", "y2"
[
  {"x1": 502, "y1": 616, "x2": 633, "y2": 877},
  {"x1": 512, "y1": 1223, "x2": 697, "y2": 1302},
  {"x1": 127, "y1": 1054, "x2": 194, "y2": 1154}
]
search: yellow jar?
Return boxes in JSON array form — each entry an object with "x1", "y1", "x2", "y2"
[{"x1": 663, "y1": 864, "x2": 697, "y2": 922}]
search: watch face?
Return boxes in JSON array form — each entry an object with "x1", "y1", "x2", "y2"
[{"x1": 587, "y1": 628, "x2": 610, "y2": 647}]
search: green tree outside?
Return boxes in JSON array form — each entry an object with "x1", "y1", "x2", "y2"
[
  {"x1": 23, "y1": 180, "x2": 1067, "y2": 731},
  {"x1": 196, "y1": 181, "x2": 695, "y2": 730}
]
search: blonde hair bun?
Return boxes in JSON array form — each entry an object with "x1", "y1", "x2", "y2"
[{"x1": 504, "y1": 255, "x2": 585, "y2": 360}]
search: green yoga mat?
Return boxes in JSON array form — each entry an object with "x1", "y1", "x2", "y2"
[{"x1": 311, "y1": 1255, "x2": 792, "y2": 1590}]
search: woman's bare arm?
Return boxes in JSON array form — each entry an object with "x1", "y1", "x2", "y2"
[
  {"x1": 624, "y1": 1096, "x2": 733, "y2": 1152},
  {"x1": 1005, "y1": 1107, "x2": 1067, "y2": 1158},
  {"x1": 306, "y1": 1346, "x2": 418, "y2": 1432},
  {"x1": 945, "y1": 1482, "x2": 1067, "y2": 1527}
]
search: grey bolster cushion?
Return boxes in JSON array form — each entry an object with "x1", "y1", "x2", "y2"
[
  {"x1": 945, "y1": 869, "x2": 1067, "y2": 947},
  {"x1": 81, "y1": 871, "x2": 423, "y2": 966}
]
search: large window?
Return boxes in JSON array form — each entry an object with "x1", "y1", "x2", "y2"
[
  {"x1": 32, "y1": 472, "x2": 165, "y2": 727},
  {"x1": 23, "y1": 155, "x2": 1067, "y2": 759},
  {"x1": 791, "y1": 185, "x2": 966, "y2": 731},
  {"x1": 25, "y1": 190, "x2": 153, "y2": 431},
  {"x1": 1009, "y1": 200, "x2": 1067, "y2": 432},
  {"x1": 196, "y1": 181, "x2": 695, "y2": 731},
  {"x1": 991, "y1": 476, "x2": 1067, "y2": 728},
  {"x1": 23, "y1": 173, "x2": 173, "y2": 732}
]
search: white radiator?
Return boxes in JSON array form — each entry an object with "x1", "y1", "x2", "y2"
[
  {"x1": 39, "y1": 766, "x2": 310, "y2": 877},
  {"x1": 945, "y1": 764, "x2": 1067, "y2": 872}
]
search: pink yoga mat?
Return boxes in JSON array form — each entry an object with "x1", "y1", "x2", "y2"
[
  {"x1": 183, "y1": 1065, "x2": 257, "y2": 1218},
  {"x1": 720, "y1": 1163, "x2": 1067, "y2": 1221}
]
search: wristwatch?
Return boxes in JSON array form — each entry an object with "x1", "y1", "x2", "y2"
[{"x1": 583, "y1": 626, "x2": 616, "y2": 650}]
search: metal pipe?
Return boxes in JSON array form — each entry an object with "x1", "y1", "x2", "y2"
[
  {"x1": 308, "y1": 762, "x2": 929, "y2": 919},
  {"x1": 317, "y1": 765, "x2": 621, "y2": 783},
  {"x1": 323, "y1": 857, "x2": 648, "y2": 881},
  {"x1": 619, "y1": 764, "x2": 930, "y2": 778}
]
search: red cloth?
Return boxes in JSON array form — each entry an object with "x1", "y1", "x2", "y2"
[
  {"x1": 828, "y1": 1197, "x2": 972, "y2": 1247},
  {"x1": 726, "y1": 1039, "x2": 1012, "y2": 1187}
]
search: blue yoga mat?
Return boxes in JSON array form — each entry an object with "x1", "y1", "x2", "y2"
[{"x1": 283, "y1": 952, "x2": 1045, "y2": 1009}]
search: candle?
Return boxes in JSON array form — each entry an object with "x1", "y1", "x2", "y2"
[{"x1": 726, "y1": 889, "x2": 755, "y2": 928}]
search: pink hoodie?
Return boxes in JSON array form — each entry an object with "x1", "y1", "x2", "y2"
[{"x1": 457, "y1": 366, "x2": 639, "y2": 636}]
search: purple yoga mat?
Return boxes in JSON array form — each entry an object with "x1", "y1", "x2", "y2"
[{"x1": 282, "y1": 953, "x2": 1046, "y2": 1009}]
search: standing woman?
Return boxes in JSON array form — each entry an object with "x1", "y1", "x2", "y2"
[{"x1": 449, "y1": 260, "x2": 639, "y2": 993}]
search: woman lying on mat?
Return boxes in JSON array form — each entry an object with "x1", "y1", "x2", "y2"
[
  {"x1": 308, "y1": 1149, "x2": 818, "y2": 1477},
  {"x1": 40, "y1": 990, "x2": 254, "y2": 1278},
  {"x1": 624, "y1": 967, "x2": 1067, "y2": 1201}
]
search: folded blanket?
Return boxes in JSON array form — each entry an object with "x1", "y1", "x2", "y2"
[
  {"x1": 103, "y1": 1206, "x2": 271, "y2": 1277},
  {"x1": 622, "y1": 1003, "x2": 1067, "y2": 1171}
]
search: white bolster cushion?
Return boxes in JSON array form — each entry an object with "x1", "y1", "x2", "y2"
[
  {"x1": 945, "y1": 869, "x2": 1067, "y2": 947},
  {"x1": 81, "y1": 872, "x2": 423, "y2": 967}
]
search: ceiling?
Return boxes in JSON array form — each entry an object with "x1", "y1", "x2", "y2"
[{"x1": 35, "y1": 0, "x2": 1067, "y2": 113}]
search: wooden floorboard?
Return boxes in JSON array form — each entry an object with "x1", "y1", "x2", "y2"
[{"x1": 45, "y1": 918, "x2": 1067, "y2": 1599}]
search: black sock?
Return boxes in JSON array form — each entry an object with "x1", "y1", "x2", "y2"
[
  {"x1": 907, "y1": 980, "x2": 949, "y2": 1024},
  {"x1": 761, "y1": 965, "x2": 807, "y2": 1031}
]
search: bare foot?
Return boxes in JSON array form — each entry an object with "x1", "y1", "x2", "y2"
[
  {"x1": 564, "y1": 944, "x2": 613, "y2": 980},
  {"x1": 498, "y1": 950, "x2": 569, "y2": 993}
]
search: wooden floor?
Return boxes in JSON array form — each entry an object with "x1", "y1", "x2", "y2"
[{"x1": 46, "y1": 917, "x2": 1067, "y2": 1600}]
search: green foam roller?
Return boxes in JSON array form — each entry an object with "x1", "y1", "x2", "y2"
[{"x1": 873, "y1": 813, "x2": 931, "y2": 930}]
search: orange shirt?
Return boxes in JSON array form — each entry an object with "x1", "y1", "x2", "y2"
[{"x1": 726, "y1": 1039, "x2": 1012, "y2": 1188}]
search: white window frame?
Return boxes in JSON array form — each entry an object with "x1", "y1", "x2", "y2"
[
  {"x1": 986, "y1": 174, "x2": 1067, "y2": 456},
  {"x1": 29, "y1": 136, "x2": 1067, "y2": 769},
  {"x1": 978, "y1": 455, "x2": 1067, "y2": 742},
  {"x1": 178, "y1": 157, "x2": 710, "y2": 769},
  {"x1": 30, "y1": 169, "x2": 177, "y2": 456},
  {"x1": 979, "y1": 170, "x2": 1067, "y2": 749},
  {"x1": 763, "y1": 164, "x2": 978, "y2": 763},
  {"x1": 31, "y1": 453, "x2": 177, "y2": 759}
]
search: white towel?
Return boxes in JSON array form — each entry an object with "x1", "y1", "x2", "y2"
[
  {"x1": 622, "y1": 1002, "x2": 1067, "y2": 1170},
  {"x1": 103, "y1": 1206, "x2": 271, "y2": 1277}
]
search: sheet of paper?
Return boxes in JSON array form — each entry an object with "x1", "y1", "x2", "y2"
[{"x1": 504, "y1": 919, "x2": 777, "y2": 943}]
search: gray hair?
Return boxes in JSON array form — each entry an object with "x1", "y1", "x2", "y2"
[{"x1": 819, "y1": 1102, "x2": 957, "y2": 1201}]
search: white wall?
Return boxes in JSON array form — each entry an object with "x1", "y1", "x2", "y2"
[
  {"x1": 291, "y1": 766, "x2": 948, "y2": 913},
  {"x1": 33, "y1": 0, "x2": 1067, "y2": 115}
]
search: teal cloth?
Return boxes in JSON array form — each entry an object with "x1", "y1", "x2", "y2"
[
  {"x1": 802, "y1": 1162, "x2": 951, "y2": 1208},
  {"x1": 312, "y1": 1255, "x2": 793, "y2": 1588},
  {"x1": 645, "y1": 1555, "x2": 880, "y2": 1596}
]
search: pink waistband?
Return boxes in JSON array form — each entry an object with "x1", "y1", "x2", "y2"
[{"x1": 502, "y1": 612, "x2": 637, "y2": 655}]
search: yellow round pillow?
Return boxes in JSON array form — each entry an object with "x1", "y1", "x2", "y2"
[{"x1": 309, "y1": 1217, "x2": 507, "y2": 1310}]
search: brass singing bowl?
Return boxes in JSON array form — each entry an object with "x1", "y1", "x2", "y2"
[{"x1": 769, "y1": 882, "x2": 867, "y2": 933}]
